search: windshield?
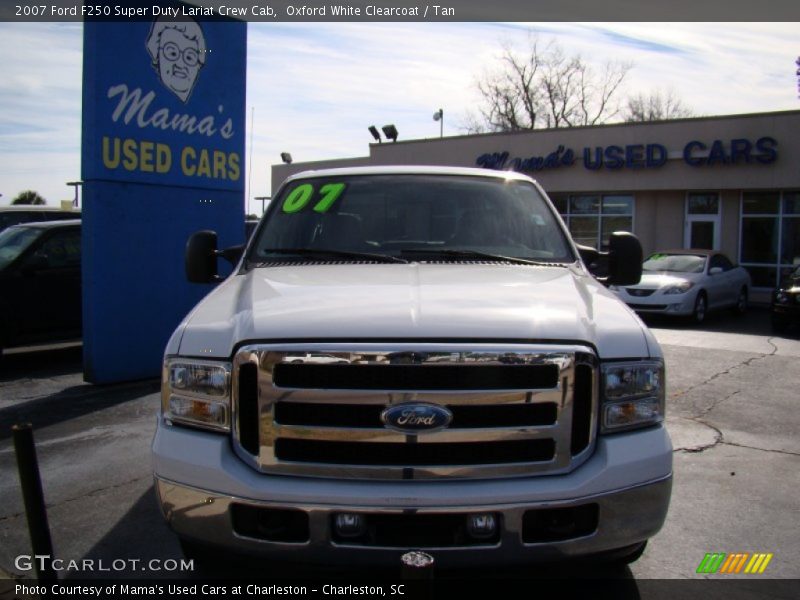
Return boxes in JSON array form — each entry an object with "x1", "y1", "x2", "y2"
[
  {"x1": 643, "y1": 253, "x2": 706, "y2": 274},
  {"x1": 248, "y1": 174, "x2": 574, "y2": 265},
  {"x1": 0, "y1": 226, "x2": 42, "y2": 270}
]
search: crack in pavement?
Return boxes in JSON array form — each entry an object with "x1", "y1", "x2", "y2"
[
  {"x1": 0, "y1": 475, "x2": 150, "y2": 524},
  {"x1": 673, "y1": 417, "x2": 799, "y2": 457},
  {"x1": 672, "y1": 417, "x2": 724, "y2": 453},
  {"x1": 669, "y1": 336, "x2": 794, "y2": 457},
  {"x1": 697, "y1": 389, "x2": 740, "y2": 418},
  {"x1": 720, "y1": 441, "x2": 800, "y2": 457},
  {"x1": 672, "y1": 338, "x2": 780, "y2": 417}
]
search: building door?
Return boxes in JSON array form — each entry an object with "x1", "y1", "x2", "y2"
[{"x1": 685, "y1": 193, "x2": 720, "y2": 250}]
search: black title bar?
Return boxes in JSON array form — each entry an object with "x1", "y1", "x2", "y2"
[{"x1": 3, "y1": 0, "x2": 800, "y2": 22}]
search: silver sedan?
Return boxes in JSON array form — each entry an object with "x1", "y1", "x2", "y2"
[{"x1": 611, "y1": 250, "x2": 751, "y2": 323}]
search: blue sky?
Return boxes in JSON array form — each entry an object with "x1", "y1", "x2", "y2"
[{"x1": 0, "y1": 22, "x2": 798, "y2": 214}]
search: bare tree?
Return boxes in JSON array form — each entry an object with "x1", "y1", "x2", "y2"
[
  {"x1": 11, "y1": 190, "x2": 47, "y2": 205},
  {"x1": 470, "y1": 37, "x2": 632, "y2": 132},
  {"x1": 623, "y1": 88, "x2": 694, "y2": 122}
]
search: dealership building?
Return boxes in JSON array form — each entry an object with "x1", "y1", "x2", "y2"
[{"x1": 272, "y1": 110, "x2": 800, "y2": 302}]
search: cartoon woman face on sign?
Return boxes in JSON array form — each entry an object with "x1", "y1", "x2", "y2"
[{"x1": 146, "y1": 17, "x2": 206, "y2": 103}]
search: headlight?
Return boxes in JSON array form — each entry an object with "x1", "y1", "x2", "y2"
[
  {"x1": 162, "y1": 359, "x2": 231, "y2": 432},
  {"x1": 601, "y1": 360, "x2": 664, "y2": 433},
  {"x1": 663, "y1": 281, "x2": 694, "y2": 295}
]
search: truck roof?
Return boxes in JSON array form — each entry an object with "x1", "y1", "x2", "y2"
[{"x1": 284, "y1": 165, "x2": 535, "y2": 183}]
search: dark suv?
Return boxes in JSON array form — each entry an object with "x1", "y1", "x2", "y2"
[
  {"x1": 0, "y1": 220, "x2": 82, "y2": 355},
  {"x1": 0, "y1": 206, "x2": 81, "y2": 234},
  {"x1": 772, "y1": 266, "x2": 800, "y2": 333}
]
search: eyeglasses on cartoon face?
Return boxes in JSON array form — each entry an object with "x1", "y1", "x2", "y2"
[{"x1": 160, "y1": 42, "x2": 200, "y2": 67}]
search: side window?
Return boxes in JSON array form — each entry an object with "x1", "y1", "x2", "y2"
[
  {"x1": 710, "y1": 254, "x2": 732, "y2": 272},
  {"x1": 38, "y1": 230, "x2": 81, "y2": 268}
]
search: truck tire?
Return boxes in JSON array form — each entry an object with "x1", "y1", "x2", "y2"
[
  {"x1": 613, "y1": 541, "x2": 647, "y2": 565},
  {"x1": 589, "y1": 541, "x2": 648, "y2": 566}
]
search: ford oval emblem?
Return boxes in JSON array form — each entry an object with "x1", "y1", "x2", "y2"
[{"x1": 381, "y1": 403, "x2": 453, "y2": 434}]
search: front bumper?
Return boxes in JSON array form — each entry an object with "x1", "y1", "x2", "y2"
[
  {"x1": 615, "y1": 292, "x2": 696, "y2": 316},
  {"x1": 772, "y1": 302, "x2": 800, "y2": 322},
  {"x1": 152, "y1": 421, "x2": 672, "y2": 566}
]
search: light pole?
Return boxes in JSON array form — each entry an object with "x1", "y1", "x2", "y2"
[
  {"x1": 254, "y1": 196, "x2": 271, "y2": 215},
  {"x1": 433, "y1": 108, "x2": 443, "y2": 138},
  {"x1": 66, "y1": 181, "x2": 82, "y2": 209}
]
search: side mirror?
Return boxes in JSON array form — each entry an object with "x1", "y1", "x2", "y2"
[
  {"x1": 606, "y1": 232, "x2": 643, "y2": 286},
  {"x1": 709, "y1": 267, "x2": 723, "y2": 276},
  {"x1": 218, "y1": 244, "x2": 245, "y2": 266},
  {"x1": 579, "y1": 232, "x2": 643, "y2": 286},
  {"x1": 185, "y1": 231, "x2": 220, "y2": 283},
  {"x1": 576, "y1": 244, "x2": 600, "y2": 270}
]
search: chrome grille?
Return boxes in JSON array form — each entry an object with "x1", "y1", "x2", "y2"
[{"x1": 232, "y1": 344, "x2": 597, "y2": 480}]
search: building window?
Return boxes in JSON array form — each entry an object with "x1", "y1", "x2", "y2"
[
  {"x1": 552, "y1": 194, "x2": 634, "y2": 249},
  {"x1": 687, "y1": 193, "x2": 719, "y2": 215},
  {"x1": 740, "y1": 191, "x2": 800, "y2": 288},
  {"x1": 685, "y1": 192, "x2": 721, "y2": 250}
]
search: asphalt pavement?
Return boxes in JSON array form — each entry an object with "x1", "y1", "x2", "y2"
[{"x1": 0, "y1": 308, "x2": 798, "y2": 587}]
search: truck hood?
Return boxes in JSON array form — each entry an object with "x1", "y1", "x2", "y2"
[{"x1": 173, "y1": 263, "x2": 655, "y2": 359}]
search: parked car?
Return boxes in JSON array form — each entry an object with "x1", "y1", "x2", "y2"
[
  {"x1": 283, "y1": 352, "x2": 349, "y2": 364},
  {"x1": 0, "y1": 220, "x2": 81, "y2": 356},
  {"x1": 0, "y1": 205, "x2": 81, "y2": 233},
  {"x1": 611, "y1": 249, "x2": 750, "y2": 323},
  {"x1": 771, "y1": 265, "x2": 800, "y2": 333}
]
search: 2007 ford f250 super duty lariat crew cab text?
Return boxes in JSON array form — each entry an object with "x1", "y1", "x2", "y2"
[{"x1": 152, "y1": 166, "x2": 671, "y2": 567}]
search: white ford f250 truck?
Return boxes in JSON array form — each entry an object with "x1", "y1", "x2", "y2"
[{"x1": 152, "y1": 166, "x2": 671, "y2": 568}]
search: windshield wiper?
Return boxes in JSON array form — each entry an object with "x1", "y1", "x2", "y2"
[
  {"x1": 252, "y1": 248, "x2": 408, "y2": 264},
  {"x1": 399, "y1": 248, "x2": 566, "y2": 267}
]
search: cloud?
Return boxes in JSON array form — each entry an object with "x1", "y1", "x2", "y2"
[
  {"x1": 0, "y1": 23, "x2": 82, "y2": 203},
  {"x1": 0, "y1": 21, "x2": 797, "y2": 212}
]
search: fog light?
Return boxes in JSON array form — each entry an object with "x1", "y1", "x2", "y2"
[
  {"x1": 466, "y1": 513, "x2": 497, "y2": 539},
  {"x1": 334, "y1": 513, "x2": 366, "y2": 538}
]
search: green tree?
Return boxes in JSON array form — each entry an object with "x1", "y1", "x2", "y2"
[{"x1": 11, "y1": 190, "x2": 47, "y2": 205}]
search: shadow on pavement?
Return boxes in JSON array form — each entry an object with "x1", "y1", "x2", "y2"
[
  {"x1": 640, "y1": 306, "x2": 788, "y2": 337},
  {"x1": 68, "y1": 486, "x2": 641, "y2": 600},
  {"x1": 0, "y1": 379, "x2": 159, "y2": 442},
  {"x1": 0, "y1": 344, "x2": 83, "y2": 382},
  {"x1": 65, "y1": 485, "x2": 182, "y2": 580}
]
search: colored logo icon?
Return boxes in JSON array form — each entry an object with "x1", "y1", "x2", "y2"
[{"x1": 696, "y1": 552, "x2": 773, "y2": 574}]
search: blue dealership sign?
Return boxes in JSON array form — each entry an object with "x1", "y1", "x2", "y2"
[
  {"x1": 82, "y1": 12, "x2": 246, "y2": 383},
  {"x1": 83, "y1": 14, "x2": 244, "y2": 189}
]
